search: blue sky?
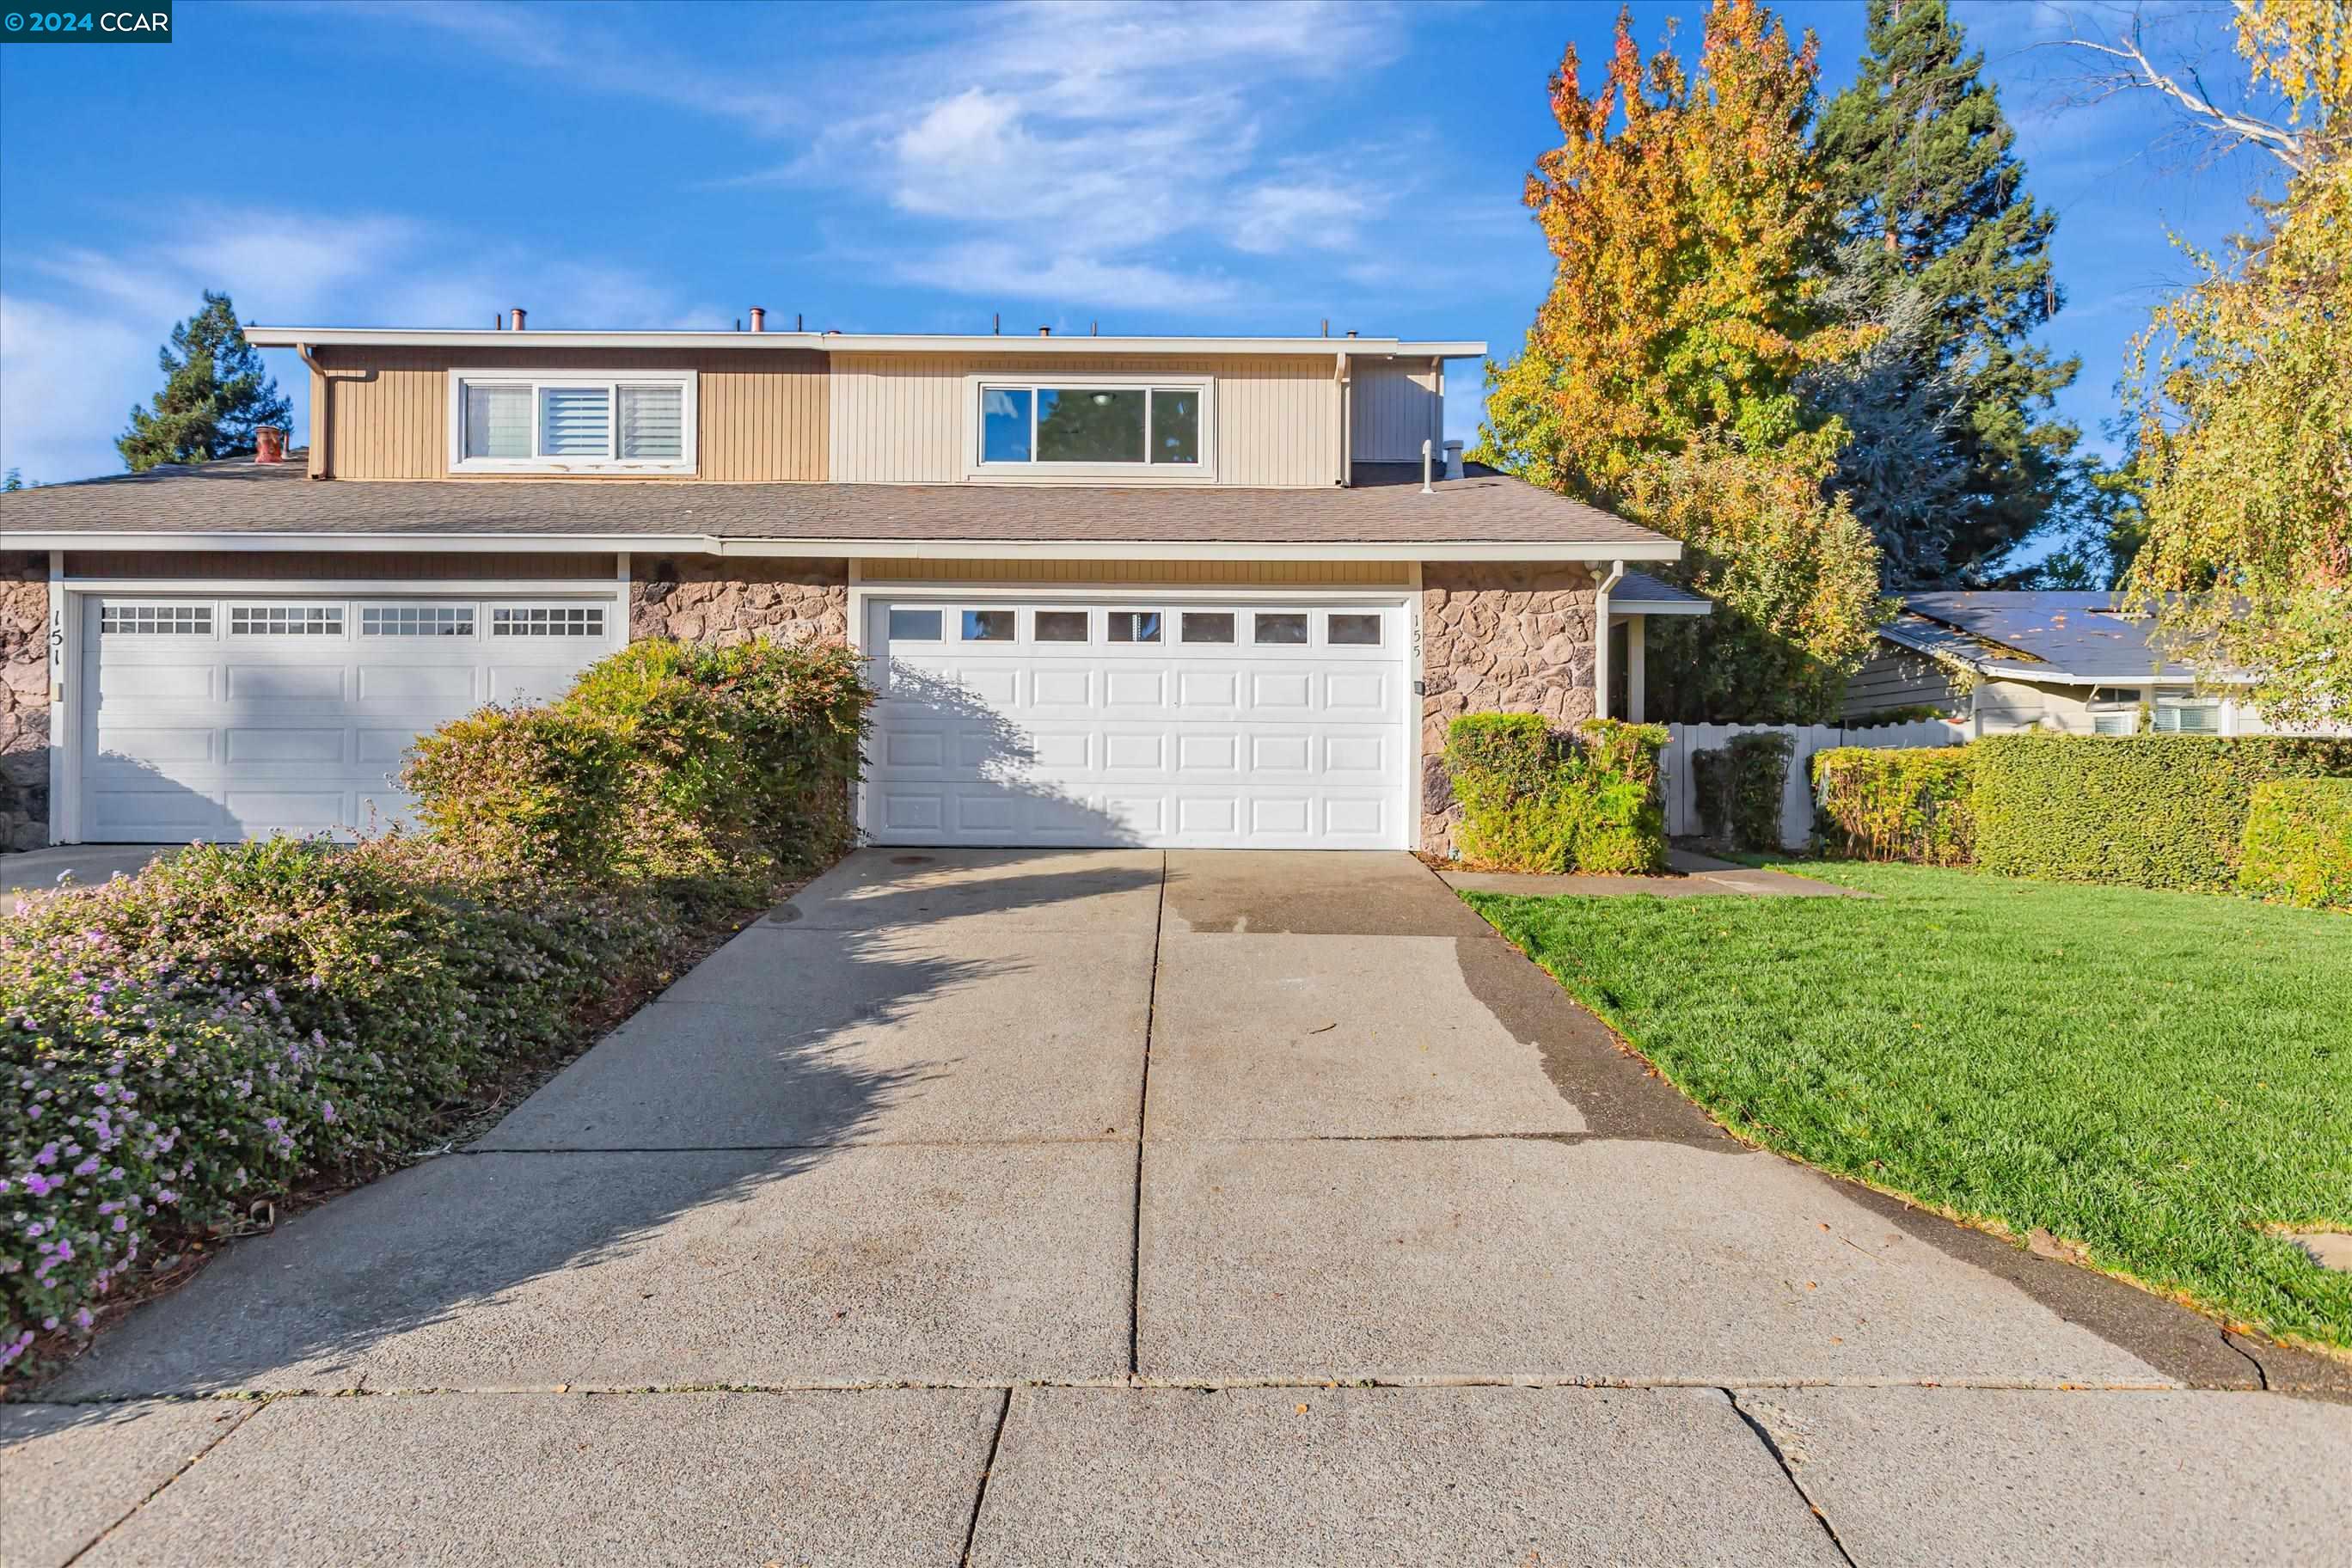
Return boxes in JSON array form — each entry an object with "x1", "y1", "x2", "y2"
[{"x1": 0, "y1": 0, "x2": 2288, "y2": 496}]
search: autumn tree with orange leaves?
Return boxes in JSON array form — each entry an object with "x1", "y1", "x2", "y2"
[{"x1": 1479, "y1": 0, "x2": 1886, "y2": 723}]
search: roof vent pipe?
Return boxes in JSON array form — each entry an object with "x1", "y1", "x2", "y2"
[
  {"x1": 749, "y1": 307, "x2": 765, "y2": 333},
  {"x1": 1443, "y1": 439, "x2": 1464, "y2": 481},
  {"x1": 797, "y1": 312, "x2": 805, "y2": 332},
  {"x1": 1421, "y1": 438, "x2": 1434, "y2": 495},
  {"x1": 1345, "y1": 329, "x2": 1357, "y2": 339},
  {"x1": 510, "y1": 307, "x2": 526, "y2": 331},
  {"x1": 1038, "y1": 325, "x2": 1051, "y2": 336}
]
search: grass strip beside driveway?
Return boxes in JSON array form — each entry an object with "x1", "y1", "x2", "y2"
[{"x1": 1461, "y1": 862, "x2": 2352, "y2": 1352}]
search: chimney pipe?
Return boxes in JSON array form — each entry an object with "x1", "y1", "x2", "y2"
[
  {"x1": 1038, "y1": 325, "x2": 1051, "y2": 336},
  {"x1": 510, "y1": 307, "x2": 526, "y2": 331},
  {"x1": 749, "y1": 307, "x2": 765, "y2": 333},
  {"x1": 1443, "y1": 439, "x2": 1464, "y2": 481},
  {"x1": 1345, "y1": 329, "x2": 1357, "y2": 339}
]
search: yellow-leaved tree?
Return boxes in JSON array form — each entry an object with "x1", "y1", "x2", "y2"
[
  {"x1": 2116, "y1": 0, "x2": 2350, "y2": 729},
  {"x1": 1479, "y1": 0, "x2": 1887, "y2": 722}
]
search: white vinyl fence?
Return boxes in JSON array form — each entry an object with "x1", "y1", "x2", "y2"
[{"x1": 1662, "y1": 720, "x2": 1968, "y2": 849}]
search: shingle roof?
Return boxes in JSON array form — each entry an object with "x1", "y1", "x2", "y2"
[
  {"x1": 1885, "y1": 591, "x2": 2190, "y2": 680},
  {"x1": 1, "y1": 456, "x2": 1671, "y2": 551}
]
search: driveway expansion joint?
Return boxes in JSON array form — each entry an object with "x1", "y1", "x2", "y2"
[{"x1": 56, "y1": 1394, "x2": 262, "y2": 1568}]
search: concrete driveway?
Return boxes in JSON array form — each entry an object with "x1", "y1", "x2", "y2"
[{"x1": 8, "y1": 849, "x2": 2347, "y2": 1566}]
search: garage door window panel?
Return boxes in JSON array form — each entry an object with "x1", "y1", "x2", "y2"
[
  {"x1": 1181, "y1": 612, "x2": 1235, "y2": 645},
  {"x1": 1253, "y1": 612, "x2": 1309, "y2": 646},
  {"x1": 230, "y1": 605, "x2": 345, "y2": 637},
  {"x1": 362, "y1": 605, "x2": 477, "y2": 638},
  {"x1": 1327, "y1": 613, "x2": 1382, "y2": 647},
  {"x1": 960, "y1": 609, "x2": 1016, "y2": 642},
  {"x1": 1106, "y1": 611, "x2": 1164, "y2": 644},
  {"x1": 491, "y1": 606, "x2": 606, "y2": 638},
  {"x1": 101, "y1": 604, "x2": 212, "y2": 636},
  {"x1": 1033, "y1": 610, "x2": 1089, "y2": 643}
]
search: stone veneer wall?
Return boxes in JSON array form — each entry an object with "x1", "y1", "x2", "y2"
[
  {"x1": 2, "y1": 553, "x2": 51, "y2": 850},
  {"x1": 628, "y1": 556, "x2": 850, "y2": 646},
  {"x1": 1418, "y1": 561, "x2": 1598, "y2": 854}
]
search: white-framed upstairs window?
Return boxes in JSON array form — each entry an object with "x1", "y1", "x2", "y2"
[
  {"x1": 447, "y1": 370, "x2": 697, "y2": 475},
  {"x1": 966, "y1": 373, "x2": 1213, "y2": 481}
]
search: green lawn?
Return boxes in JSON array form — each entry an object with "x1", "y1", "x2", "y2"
[{"x1": 1462, "y1": 861, "x2": 2352, "y2": 1352}]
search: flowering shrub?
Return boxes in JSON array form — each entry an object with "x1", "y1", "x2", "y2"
[{"x1": 3, "y1": 635, "x2": 872, "y2": 1374}]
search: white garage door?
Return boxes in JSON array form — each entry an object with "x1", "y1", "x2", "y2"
[
  {"x1": 864, "y1": 596, "x2": 1412, "y2": 849},
  {"x1": 80, "y1": 594, "x2": 619, "y2": 842}
]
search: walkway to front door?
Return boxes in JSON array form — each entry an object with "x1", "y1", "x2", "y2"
[{"x1": 9, "y1": 851, "x2": 2344, "y2": 1566}]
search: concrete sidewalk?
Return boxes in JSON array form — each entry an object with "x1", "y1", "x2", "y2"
[{"x1": 7, "y1": 848, "x2": 2345, "y2": 1566}]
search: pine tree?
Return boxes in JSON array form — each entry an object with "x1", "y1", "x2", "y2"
[
  {"x1": 116, "y1": 291, "x2": 290, "y2": 472},
  {"x1": 1816, "y1": 0, "x2": 2081, "y2": 580}
]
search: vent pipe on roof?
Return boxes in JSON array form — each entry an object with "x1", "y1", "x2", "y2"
[
  {"x1": 749, "y1": 307, "x2": 765, "y2": 333},
  {"x1": 1443, "y1": 440, "x2": 1464, "y2": 481},
  {"x1": 510, "y1": 307, "x2": 526, "y2": 331},
  {"x1": 992, "y1": 313, "x2": 1000, "y2": 334},
  {"x1": 1345, "y1": 329, "x2": 1357, "y2": 339},
  {"x1": 1421, "y1": 438, "x2": 1434, "y2": 495},
  {"x1": 1038, "y1": 325, "x2": 1051, "y2": 336},
  {"x1": 797, "y1": 312, "x2": 804, "y2": 332}
]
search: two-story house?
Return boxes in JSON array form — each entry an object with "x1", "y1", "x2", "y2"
[{"x1": 0, "y1": 318, "x2": 1705, "y2": 854}]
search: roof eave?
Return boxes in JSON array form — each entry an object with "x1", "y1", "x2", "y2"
[
  {"x1": 245, "y1": 328, "x2": 1490, "y2": 358},
  {"x1": 13, "y1": 530, "x2": 1679, "y2": 564}
]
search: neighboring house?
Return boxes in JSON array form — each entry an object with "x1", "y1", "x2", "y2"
[
  {"x1": 0, "y1": 320, "x2": 1707, "y2": 854},
  {"x1": 1845, "y1": 591, "x2": 2294, "y2": 738}
]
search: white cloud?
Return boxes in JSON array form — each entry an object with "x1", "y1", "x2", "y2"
[
  {"x1": 891, "y1": 242, "x2": 1239, "y2": 311},
  {"x1": 1227, "y1": 180, "x2": 1372, "y2": 255},
  {"x1": 0, "y1": 205, "x2": 700, "y2": 485},
  {"x1": 345, "y1": 0, "x2": 1423, "y2": 310}
]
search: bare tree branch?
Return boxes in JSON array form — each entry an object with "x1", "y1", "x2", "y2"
[{"x1": 2036, "y1": 2, "x2": 2311, "y2": 175}]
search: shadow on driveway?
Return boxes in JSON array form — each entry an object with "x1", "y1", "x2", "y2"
[{"x1": 39, "y1": 863, "x2": 1160, "y2": 1402}]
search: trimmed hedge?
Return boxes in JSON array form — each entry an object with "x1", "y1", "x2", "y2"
[
  {"x1": 2239, "y1": 780, "x2": 2352, "y2": 909},
  {"x1": 1812, "y1": 746, "x2": 1975, "y2": 866},
  {"x1": 1973, "y1": 734, "x2": 2352, "y2": 891},
  {"x1": 405, "y1": 638, "x2": 867, "y2": 880},
  {"x1": 1692, "y1": 731, "x2": 1795, "y2": 852},
  {"x1": 1443, "y1": 714, "x2": 1669, "y2": 874},
  {"x1": 3, "y1": 635, "x2": 873, "y2": 1373}
]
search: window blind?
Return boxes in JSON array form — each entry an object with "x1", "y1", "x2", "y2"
[
  {"x1": 463, "y1": 384, "x2": 532, "y2": 459},
  {"x1": 538, "y1": 387, "x2": 613, "y2": 457},
  {"x1": 618, "y1": 383, "x2": 684, "y2": 461}
]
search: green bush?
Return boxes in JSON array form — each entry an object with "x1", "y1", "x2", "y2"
[
  {"x1": 2239, "y1": 779, "x2": 2352, "y2": 909},
  {"x1": 1813, "y1": 745, "x2": 1975, "y2": 865},
  {"x1": 1444, "y1": 714, "x2": 1669, "y2": 874},
  {"x1": 1974, "y1": 734, "x2": 2352, "y2": 890},
  {"x1": 406, "y1": 638, "x2": 870, "y2": 882},
  {"x1": 1693, "y1": 731, "x2": 1796, "y2": 851}
]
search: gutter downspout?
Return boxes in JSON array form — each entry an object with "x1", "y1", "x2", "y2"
[
  {"x1": 1592, "y1": 558, "x2": 1626, "y2": 720},
  {"x1": 296, "y1": 343, "x2": 330, "y2": 478}
]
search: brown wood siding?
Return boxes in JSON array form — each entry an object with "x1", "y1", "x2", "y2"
[
  {"x1": 309, "y1": 347, "x2": 826, "y2": 481},
  {"x1": 829, "y1": 353, "x2": 1340, "y2": 487},
  {"x1": 856, "y1": 558, "x2": 1409, "y2": 586},
  {"x1": 67, "y1": 551, "x2": 616, "y2": 580}
]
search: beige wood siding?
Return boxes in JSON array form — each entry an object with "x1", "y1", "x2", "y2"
[
  {"x1": 828, "y1": 353, "x2": 1339, "y2": 487},
  {"x1": 66, "y1": 550, "x2": 616, "y2": 580},
  {"x1": 307, "y1": 347, "x2": 825, "y2": 481},
  {"x1": 856, "y1": 558, "x2": 1409, "y2": 586},
  {"x1": 1350, "y1": 359, "x2": 1442, "y2": 462}
]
